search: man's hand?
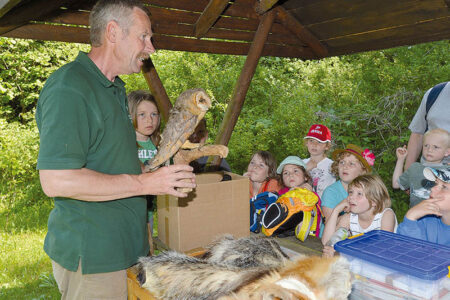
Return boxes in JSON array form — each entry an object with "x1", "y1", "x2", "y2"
[
  {"x1": 405, "y1": 198, "x2": 442, "y2": 221},
  {"x1": 139, "y1": 165, "x2": 196, "y2": 198}
]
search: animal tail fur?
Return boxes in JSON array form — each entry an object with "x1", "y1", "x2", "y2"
[{"x1": 138, "y1": 251, "x2": 271, "y2": 300}]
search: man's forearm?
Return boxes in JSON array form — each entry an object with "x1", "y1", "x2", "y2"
[
  {"x1": 39, "y1": 168, "x2": 143, "y2": 202},
  {"x1": 405, "y1": 133, "x2": 423, "y2": 170}
]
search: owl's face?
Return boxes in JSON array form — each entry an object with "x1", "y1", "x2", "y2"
[{"x1": 195, "y1": 91, "x2": 212, "y2": 112}]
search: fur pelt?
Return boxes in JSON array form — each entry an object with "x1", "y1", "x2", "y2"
[
  {"x1": 203, "y1": 234, "x2": 290, "y2": 269},
  {"x1": 137, "y1": 236, "x2": 351, "y2": 300}
]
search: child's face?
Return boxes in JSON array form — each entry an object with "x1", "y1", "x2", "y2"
[
  {"x1": 136, "y1": 101, "x2": 160, "y2": 140},
  {"x1": 282, "y1": 164, "x2": 306, "y2": 188},
  {"x1": 338, "y1": 154, "x2": 365, "y2": 184},
  {"x1": 305, "y1": 139, "x2": 329, "y2": 156},
  {"x1": 430, "y1": 178, "x2": 450, "y2": 212},
  {"x1": 347, "y1": 185, "x2": 372, "y2": 214},
  {"x1": 247, "y1": 155, "x2": 269, "y2": 183},
  {"x1": 422, "y1": 133, "x2": 450, "y2": 164}
]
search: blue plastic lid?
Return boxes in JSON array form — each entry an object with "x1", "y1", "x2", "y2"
[{"x1": 335, "y1": 230, "x2": 450, "y2": 281}]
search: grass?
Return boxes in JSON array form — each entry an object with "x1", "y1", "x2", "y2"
[
  {"x1": 0, "y1": 195, "x2": 160, "y2": 300},
  {"x1": 1, "y1": 201, "x2": 59, "y2": 300}
]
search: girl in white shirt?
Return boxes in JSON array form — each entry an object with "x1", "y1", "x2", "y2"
[{"x1": 322, "y1": 174, "x2": 398, "y2": 257}]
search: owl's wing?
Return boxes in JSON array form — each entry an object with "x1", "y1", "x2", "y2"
[{"x1": 147, "y1": 107, "x2": 199, "y2": 169}]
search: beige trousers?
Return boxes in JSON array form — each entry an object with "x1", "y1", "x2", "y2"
[{"x1": 51, "y1": 260, "x2": 127, "y2": 300}]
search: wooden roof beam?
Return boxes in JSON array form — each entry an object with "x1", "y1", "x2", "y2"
[
  {"x1": 193, "y1": 0, "x2": 230, "y2": 38},
  {"x1": 275, "y1": 6, "x2": 328, "y2": 58},
  {"x1": 255, "y1": 0, "x2": 279, "y2": 15},
  {"x1": 0, "y1": 0, "x2": 21, "y2": 19},
  {"x1": 0, "y1": 0, "x2": 78, "y2": 35}
]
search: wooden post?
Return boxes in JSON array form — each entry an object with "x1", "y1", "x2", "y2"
[
  {"x1": 141, "y1": 58, "x2": 173, "y2": 122},
  {"x1": 208, "y1": 9, "x2": 275, "y2": 168}
]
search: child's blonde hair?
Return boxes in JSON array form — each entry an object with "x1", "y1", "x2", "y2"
[
  {"x1": 330, "y1": 152, "x2": 370, "y2": 178},
  {"x1": 127, "y1": 90, "x2": 161, "y2": 147},
  {"x1": 349, "y1": 174, "x2": 391, "y2": 214},
  {"x1": 424, "y1": 128, "x2": 450, "y2": 148}
]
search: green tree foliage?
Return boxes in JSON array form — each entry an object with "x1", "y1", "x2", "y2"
[
  {"x1": 0, "y1": 38, "x2": 88, "y2": 123},
  {"x1": 1, "y1": 38, "x2": 449, "y2": 219}
]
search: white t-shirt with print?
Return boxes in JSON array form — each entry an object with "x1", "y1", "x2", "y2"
[{"x1": 303, "y1": 157, "x2": 336, "y2": 198}]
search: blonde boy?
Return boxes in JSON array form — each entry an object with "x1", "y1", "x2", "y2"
[
  {"x1": 393, "y1": 128, "x2": 450, "y2": 207},
  {"x1": 397, "y1": 167, "x2": 450, "y2": 246}
]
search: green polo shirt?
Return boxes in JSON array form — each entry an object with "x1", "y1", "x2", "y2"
[{"x1": 36, "y1": 52, "x2": 148, "y2": 274}]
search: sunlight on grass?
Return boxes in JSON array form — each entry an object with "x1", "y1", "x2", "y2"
[{"x1": 0, "y1": 204, "x2": 60, "y2": 300}]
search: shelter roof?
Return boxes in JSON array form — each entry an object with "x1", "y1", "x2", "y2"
[{"x1": 1, "y1": 0, "x2": 449, "y2": 59}]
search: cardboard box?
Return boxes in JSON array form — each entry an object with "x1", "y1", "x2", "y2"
[{"x1": 157, "y1": 172, "x2": 250, "y2": 252}]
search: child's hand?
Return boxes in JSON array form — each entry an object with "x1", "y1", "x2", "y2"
[
  {"x1": 396, "y1": 145, "x2": 408, "y2": 160},
  {"x1": 243, "y1": 172, "x2": 250, "y2": 177},
  {"x1": 335, "y1": 198, "x2": 350, "y2": 214},
  {"x1": 405, "y1": 198, "x2": 442, "y2": 221},
  {"x1": 301, "y1": 182, "x2": 313, "y2": 191},
  {"x1": 306, "y1": 159, "x2": 317, "y2": 171},
  {"x1": 322, "y1": 245, "x2": 336, "y2": 258}
]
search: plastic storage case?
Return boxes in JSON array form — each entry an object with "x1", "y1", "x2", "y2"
[{"x1": 335, "y1": 230, "x2": 450, "y2": 300}]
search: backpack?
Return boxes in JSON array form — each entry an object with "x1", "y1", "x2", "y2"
[
  {"x1": 250, "y1": 191, "x2": 279, "y2": 233},
  {"x1": 261, "y1": 188, "x2": 320, "y2": 241},
  {"x1": 425, "y1": 81, "x2": 448, "y2": 131}
]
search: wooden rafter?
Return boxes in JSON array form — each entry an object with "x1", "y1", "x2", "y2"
[
  {"x1": 254, "y1": 0, "x2": 279, "y2": 15},
  {"x1": 193, "y1": 0, "x2": 230, "y2": 38},
  {"x1": 0, "y1": 0, "x2": 21, "y2": 19},
  {"x1": 0, "y1": 0, "x2": 78, "y2": 35},
  {"x1": 275, "y1": 6, "x2": 328, "y2": 58}
]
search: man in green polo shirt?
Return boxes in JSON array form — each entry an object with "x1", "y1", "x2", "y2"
[{"x1": 36, "y1": 0, "x2": 196, "y2": 298}]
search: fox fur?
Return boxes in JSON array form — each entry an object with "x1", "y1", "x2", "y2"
[{"x1": 137, "y1": 236, "x2": 351, "y2": 300}]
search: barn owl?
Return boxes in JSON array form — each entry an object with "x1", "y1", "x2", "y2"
[{"x1": 144, "y1": 88, "x2": 226, "y2": 173}]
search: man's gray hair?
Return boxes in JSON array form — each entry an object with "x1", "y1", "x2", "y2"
[{"x1": 89, "y1": 0, "x2": 149, "y2": 47}]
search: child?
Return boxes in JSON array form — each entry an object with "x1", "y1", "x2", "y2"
[
  {"x1": 392, "y1": 128, "x2": 449, "y2": 207},
  {"x1": 322, "y1": 174, "x2": 398, "y2": 257},
  {"x1": 303, "y1": 124, "x2": 336, "y2": 197},
  {"x1": 277, "y1": 156, "x2": 313, "y2": 195},
  {"x1": 244, "y1": 150, "x2": 280, "y2": 198},
  {"x1": 321, "y1": 144, "x2": 375, "y2": 220},
  {"x1": 128, "y1": 90, "x2": 161, "y2": 252},
  {"x1": 397, "y1": 167, "x2": 450, "y2": 246}
]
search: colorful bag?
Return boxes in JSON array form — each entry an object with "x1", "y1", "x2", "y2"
[
  {"x1": 250, "y1": 191, "x2": 278, "y2": 233},
  {"x1": 261, "y1": 188, "x2": 321, "y2": 241}
]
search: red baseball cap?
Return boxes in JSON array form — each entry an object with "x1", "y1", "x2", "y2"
[{"x1": 304, "y1": 124, "x2": 331, "y2": 143}]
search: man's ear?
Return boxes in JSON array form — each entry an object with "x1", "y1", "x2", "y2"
[{"x1": 105, "y1": 20, "x2": 119, "y2": 43}]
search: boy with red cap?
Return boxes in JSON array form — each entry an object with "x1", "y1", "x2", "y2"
[{"x1": 303, "y1": 124, "x2": 336, "y2": 197}]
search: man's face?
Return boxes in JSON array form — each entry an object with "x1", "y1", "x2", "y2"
[{"x1": 116, "y1": 7, "x2": 155, "y2": 74}]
